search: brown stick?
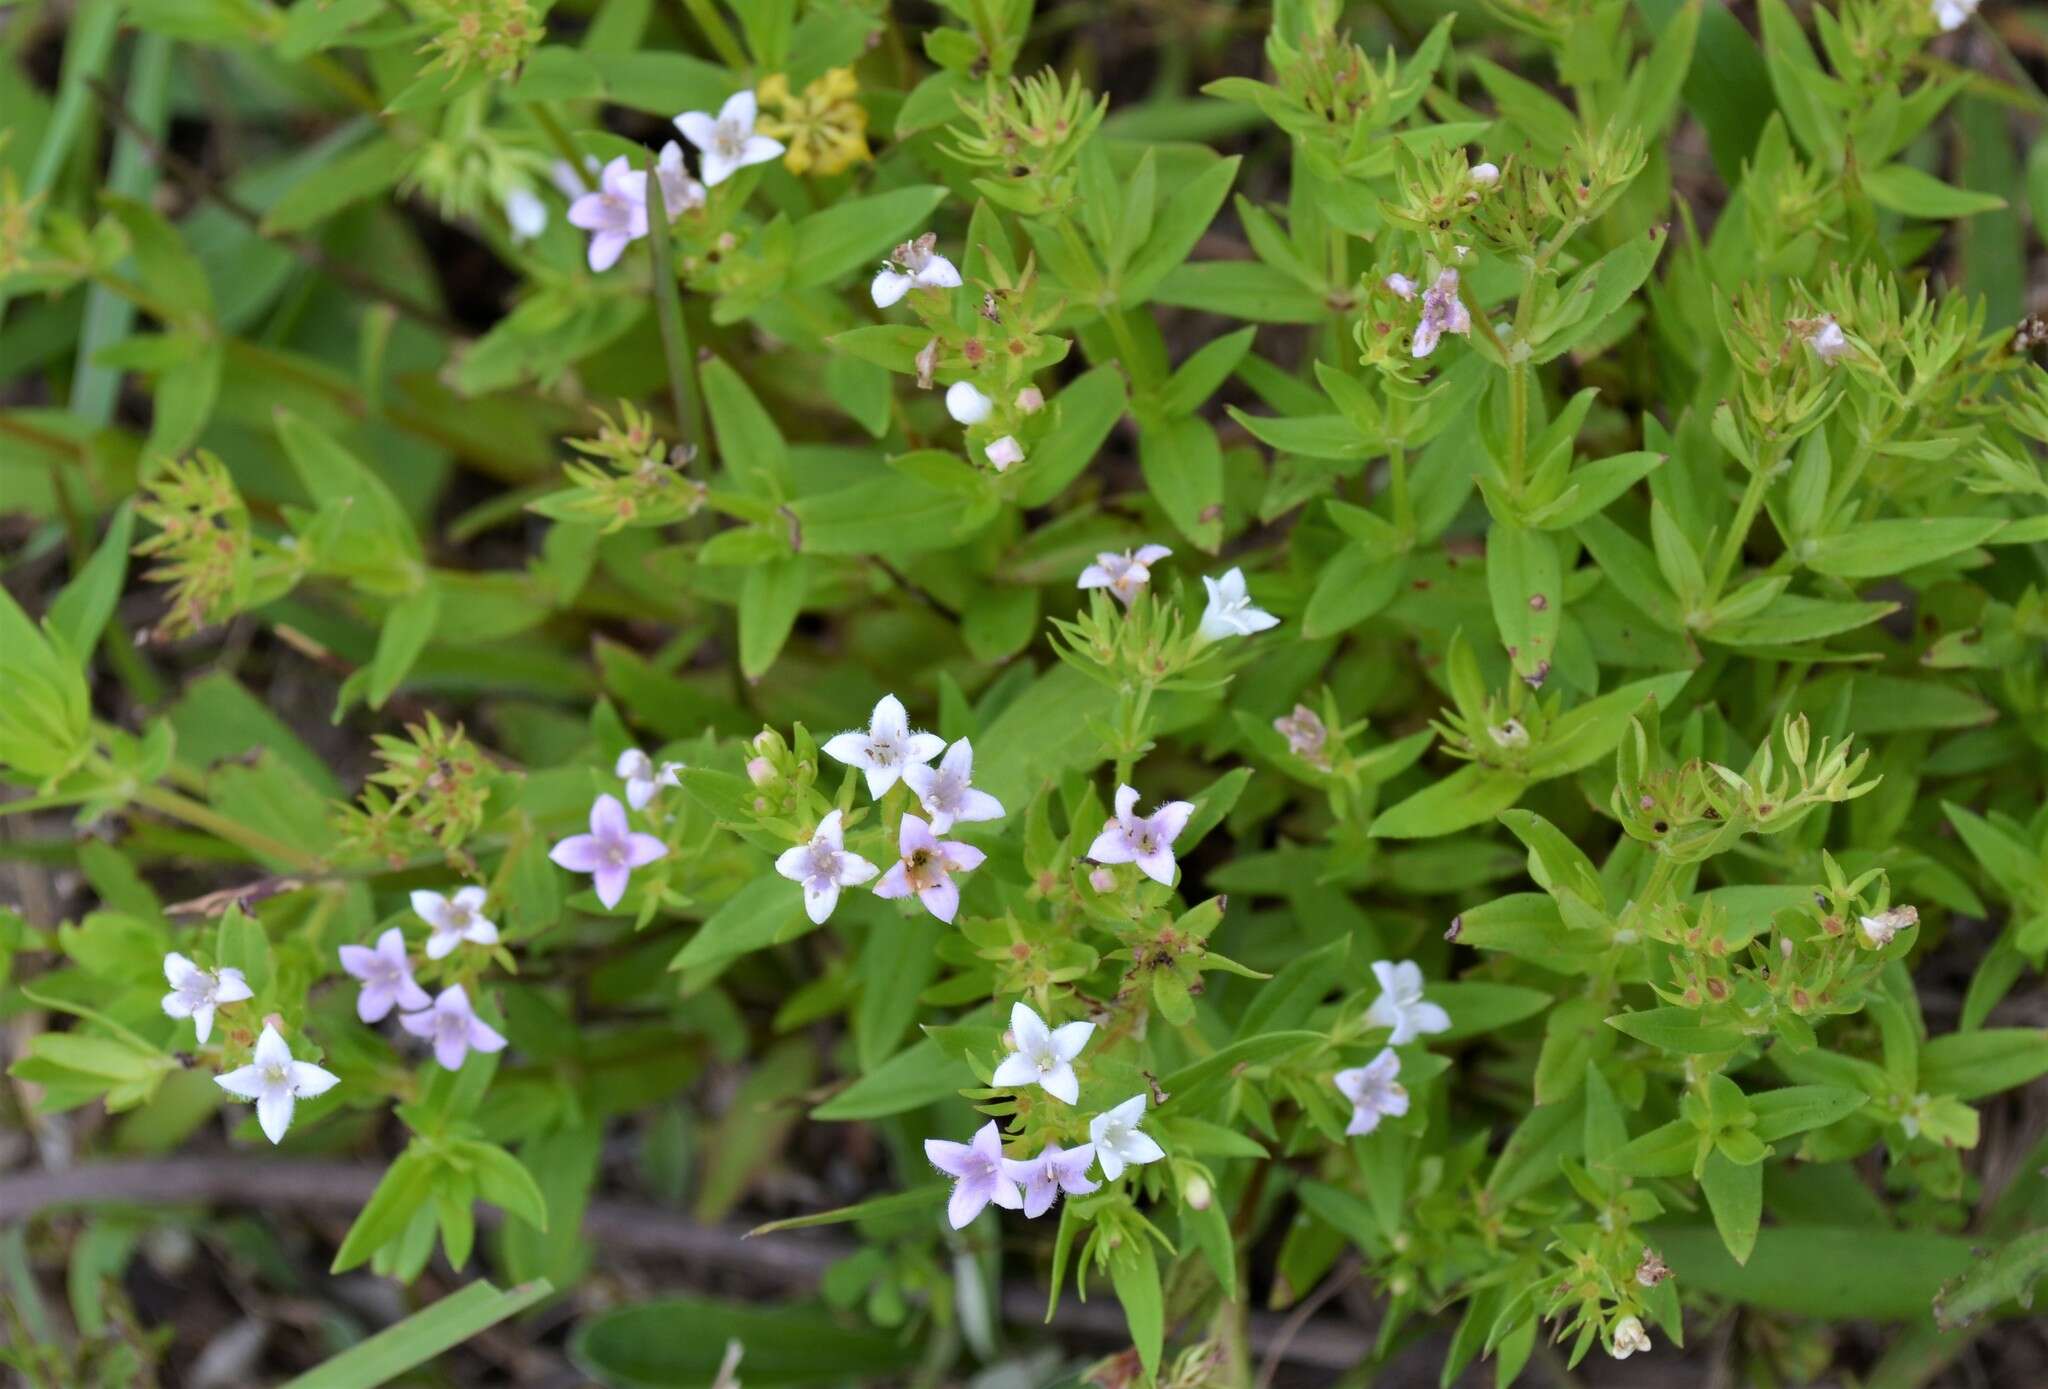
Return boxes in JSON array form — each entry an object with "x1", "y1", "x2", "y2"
[{"x1": 0, "y1": 1158, "x2": 1373, "y2": 1368}]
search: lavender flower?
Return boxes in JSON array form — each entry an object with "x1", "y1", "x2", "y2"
[
  {"x1": 215, "y1": 1024, "x2": 339, "y2": 1145},
  {"x1": 337, "y1": 927, "x2": 431, "y2": 1023},
  {"x1": 990, "y1": 1001, "x2": 1094, "y2": 1105},
  {"x1": 161, "y1": 952, "x2": 252, "y2": 1045},
  {"x1": 873, "y1": 813, "x2": 985, "y2": 923},
  {"x1": 1078, "y1": 544, "x2": 1172, "y2": 607},
  {"x1": 774, "y1": 810, "x2": 879, "y2": 924},
  {"x1": 566, "y1": 156, "x2": 651, "y2": 272},
  {"x1": 1333, "y1": 1048, "x2": 1408, "y2": 1136},
  {"x1": 1086, "y1": 784, "x2": 1196, "y2": 887},
  {"x1": 550, "y1": 794, "x2": 669, "y2": 910},
  {"x1": 822, "y1": 694, "x2": 945, "y2": 799},
  {"x1": 1002, "y1": 1140, "x2": 1099, "y2": 1218},
  {"x1": 1363, "y1": 959, "x2": 1451, "y2": 1045},
  {"x1": 901, "y1": 738, "x2": 1004, "y2": 834},
  {"x1": 399, "y1": 983, "x2": 508, "y2": 1071},
  {"x1": 413, "y1": 886, "x2": 499, "y2": 960},
  {"x1": 1413, "y1": 269, "x2": 1473, "y2": 359},
  {"x1": 925, "y1": 1120, "x2": 1023, "y2": 1228}
]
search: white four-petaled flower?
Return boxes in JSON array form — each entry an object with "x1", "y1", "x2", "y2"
[
  {"x1": 337, "y1": 927, "x2": 430, "y2": 1024},
  {"x1": 991, "y1": 1001, "x2": 1095, "y2": 1105},
  {"x1": 549, "y1": 794, "x2": 669, "y2": 910},
  {"x1": 1002, "y1": 1140, "x2": 1099, "y2": 1218},
  {"x1": 412, "y1": 885, "x2": 500, "y2": 960},
  {"x1": 945, "y1": 381, "x2": 993, "y2": 425},
  {"x1": 1089, "y1": 1094, "x2": 1166, "y2": 1180},
  {"x1": 1609, "y1": 1315, "x2": 1652, "y2": 1359},
  {"x1": 214, "y1": 1023, "x2": 340, "y2": 1145},
  {"x1": 873, "y1": 813, "x2": 986, "y2": 923},
  {"x1": 399, "y1": 983, "x2": 508, "y2": 1071},
  {"x1": 1363, "y1": 959, "x2": 1452, "y2": 1045},
  {"x1": 924, "y1": 1120, "x2": 1022, "y2": 1228},
  {"x1": 871, "y1": 232, "x2": 963, "y2": 308},
  {"x1": 161, "y1": 953, "x2": 252, "y2": 1046},
  {"x1": 1333, "y1": 1047, "x2": 1409, "y2": 1137},
  {"x1": 774, "y1": 810, "x2": 879, "y2": 924},
  {"x1": 1087, "y1": 784, "x2": 1195, "y2": 887},
  {"x1": 1931, "y1": 0, "x2": 1979, "y2": 31},
  {"x1": 615, "y1": 747, "x2": 684, "y2": 810},
  {"x1": 1078, "y1": 544, "x2": 1172, "y2": 607},
  {"x1": 1198, "y1": 567, "x2": 1280, "y2": 642},
  {"x1": 985, "y1": 436, "x2": 1024, "y2": 471},
  {"x1": 901, "y1": 739, "x2": 1005, "y2": 834},
  {"x1": 823, "y1": 694, "x2": 945, "y2": 798},
  {"x1": 674, "y1": 90, "x2": 784, "y2": 187},
  {"x1": 1413, "y1": 269, "x2": 1473, "y2": 358}
]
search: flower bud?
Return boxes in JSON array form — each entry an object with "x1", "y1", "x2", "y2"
[
  {"x1": 1089, "y1": 867, "x2": 1118, "y2": 893},
  {"x1": 1182, "y1": 1173, "x2": 1211, "y2": 1210},
  {"x1": 746, "y1": 756, "x2": 776, "y2": 786},
  {"x1": 1015, "y1": 386, "x2": 1045, "y2": 413}
]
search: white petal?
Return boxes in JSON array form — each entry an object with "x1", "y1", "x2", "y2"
[
  {"x1": 1049, "y1": 1020, "x2": 1095, "y2": 1062},
  {"x1": 1009, "y1": 1001, "x2": 1051, "y2": 1055},
  {"x1": 802, "y1": 880, "x2": 840, "y2": 924},
  {"x1": 290, "y1": 1061, "x2": 340, "y2": 1098},
  {"x1": 718, "y1": 89, "x2": 758, "y2": 133},
  {"x1": 214, "y1": 1064, "x2": 266, "y2": 1100},
  {"x1": 914, "y1": 254, "x2": 962, "y2": 289},
  {"x1": 674, "y1": 110, "x2": 720, "y2": 151},
  {"x1": 740, "y1": 134, "x2": 785, "y2": 167},
  {"x1": 191, "y1": 1003, "x2": 216, "y2": 1045},
  {"x1": 255, "y1": 1088, "x2": 295, "y2": 1144},
  {"x1": 410, "y1": 890, "x2": 452, "y2": 930},
  {"x1": 871, "y1": 694, "x2": 911, "y2": 741},
  {"x1": 1119, "y1": 1128, "x2": 1165, "y2": 1166},
  {"x1": 774, "y1": 844, "x2": 810, "y2": 882},
  {"x1": 214, "y1": 969, "x2": 253, "y2": 1004},
  {"x1": 991, "y1": 1052, "x2": 1040, "y2": 1089},
  {"x1": 871, "y1": 269, "x2": 913, "y2": 307},
  {"x1": 252, "y1": 1024, "x2": 293, "y2": 1071},
  {"x1": 700, "y1": 148, "x2": 739, "y2": 187},
  {"x1": 822, "y1": 731, "x2": 875, "y2": 769},
  {"x1": 164, "y1": 952, "x2": 201, "y2": 988},
  {"x1": 1041, "y1": 1064, "x2": 1079, "y2": 1105}
]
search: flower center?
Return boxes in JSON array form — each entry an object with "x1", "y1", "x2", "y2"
[
  {"x1": 262, "y1": 1062, "x2": 290, "y2": 1087},
  {"x1": 604, "y1": 841, "x2": 627, "y2": 866}
]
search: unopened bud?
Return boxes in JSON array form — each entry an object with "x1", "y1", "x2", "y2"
[
  {"x1": 1089, "y1": 866, "x2": 1118, "y2": 893},
  {"x1": 1182, "y1": 1174, "x2": 1211, "y2": 1210},
  {"x1": 1015, "y1": 386, "x2": 1045, "y2": 413},
  {"x1": 745, "y1": 757, "x2": 776, "y2": 786}
]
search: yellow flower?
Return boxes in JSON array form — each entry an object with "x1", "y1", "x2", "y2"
[{"x1": 755, "y1": 68, "x2": 871, "y2": 177}]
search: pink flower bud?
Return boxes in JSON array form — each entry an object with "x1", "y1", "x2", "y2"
[
  {"x1": 1089, "y1": 867, "x2": 1118, "y2": 893},
  {"x1": 1015, "y1": 386, "x2": 1045, "y2": 414},
  {"x1": 746, "y1": 757, "x2": 776, "y2": 786}
]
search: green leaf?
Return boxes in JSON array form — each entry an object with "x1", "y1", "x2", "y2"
[
  {"x1": 1863, "y1": 163, "x2": 2006, "y2": 219},
  {"x1": 1487, "y1": 521, "x2": 1561, "y2": 683},
  {"x1": 1138, "y1": 413, "x2": 1225, "y2": 552},
  {"x1": 332, "y1": 1148, "x2": 439, "y2": 1273},
  {"x1": 1933, "y1": 1228, "x2": 2048, "y2": 1331},
  {"x1": 368, "y1": 585, "x2": 442, "y2": 711},
  {"x1": 1748, "y1": 1085, "x2": 1866, "y2": 1141},
  {"x1": 46, "y1": 500, "x2": 134, "y2": 658},
  {"x1": 811, "y1": 1034, "x2": 963, "y2": 1121},
  {"x1": 1804, "y1": 517, "x2": 2004, "y2": 578},
  {"x1": 1605, "y1": 1007, "x2": 1747, "y2": 1054},
  {"x1": 738, "y1": 557, "x2": 809, "y2": 681},
  {"x1": 569, "y1": 1297, "x2": 922, "y2": 1387},
  {"x1": 744, "y1": 1187, "x2": 946, "y2": 1237},
  {"x1": 1652, "y1": 1224, "x2": 1972, "y2": 1318},
  {"x1": 1122, "y1": 155, "x2": 1239, "y2": 305},
  {"x1": 1918, "y1": 1029, "x2": 2048, "y2": 1100},
  {"x1": 281, "y1": 1279, "x2": 553, "y2": 1389},
  {"x1": 1159, "y1": 1031, "x2": 1323, "y2": 1110},
  {"x1": 1016, "y1": 364, "x2": 1127, "y2": 507},
  {"x1": 702, "y1": 357, "x2": 792, "y2": 495},
  {"x1": 1370, "y1": 764, "x2": 1529, "y2": 840},
  {"x1": 669, "y1": 878, "x2": 810, "y2": 973},
  {"x1": 787, "y1": 186, "x2": 948, "y2": 290},
  {"x1": 261, "y1": 136, "x2": 406, "y2": 235},
  {"x1": 1106, "y1": 1237, "x2": 1164, "y2": 1379},
  {"x1": 1699, "y1": 1149, "x2": 1761, "y2": 1264}
]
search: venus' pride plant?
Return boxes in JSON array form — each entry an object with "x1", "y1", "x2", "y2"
[{"x1": 4, "y1": 0, "x2": 2048, "y2": 1386}]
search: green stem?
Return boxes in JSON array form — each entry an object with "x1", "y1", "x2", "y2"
[
  {"x1": 1706, "y1": 455, "x2": 1778, "y2": 602},
  {"x1": 1506, "y1": 357, "x2": 1530, "y2": 496},
  {"x1": 679, "y1": 0, "x2": 751, "y2": 70},
  {"x1": 131, "y1": 784, "x2": 324, "y2": 873},
  {"x1": 643, "y1": 153, "x2": 707, "y2": 469},
  {"x1": 530, "y1": 102, "x2": 593, "y2": 191}
]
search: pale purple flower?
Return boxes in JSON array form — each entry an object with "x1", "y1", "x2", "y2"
[
  {"x1": 651, "y1": 140, "x2": 705, "y2": 218},
  {"x1": 871, "y1": 232, "x2": 962, "y2": 308},
  {"x1": 615, "y1": 747, "x2": 683, "y2": 810},
  {"x1": 1363, "y1": 959, "x2": 1451, "y2": 1045},
  {"x1": 1088, "y1": 1094, "x2": 1165, "y2": 1180},
  {"x1": 774, "y1": 810, "x2": 879, "y2": 924},
  {"x1": 985, "y1": 435, "x2": 1024, "y2": 471},
  {"x1": 1002, "y1": 1140, "x2": 1099, "y2": 1218},
  {"x1": 1078, "y1": 544, "x2": 1172, "y2": 607},
  {"x1": 550, "y1": 155, "x2": 600, "y2": 198},
  {"x1": 214, "y1": 1023, "x2": 339, "y2": 1144},
  {"x1": 925, "y1": 1120, "x2": 1023, "y2": 1228},
  {"x1": 550, "y1": 794, "x2": 668, "y2": 910},
  {"x1": 990, "y1": 1001, "x2": 1094, "y2": 1105},
  {"x1": 1805, "y1": 314, "x2": 1852, "y2": 364},
  {"x1": 1412, "y1": 269, "x2": 1472, "y2": 358},
  {"x1": 901, "y1": 739, "x2": 1004, "y2": 834},
  {"x1": 1274, "y1": 704, "x2": 1328, "y2": 766},
  {"x1": 1197, "y1": 567, "x2": 1279, "y2": 642},
  {"x1": 945, "y1": 381, "x2": 992, "y2": 425},
  {"x1": 399, "y1": 983, "x2": 508, "y2": 1071},
  {"x1": 161, "y1": 952, "x2": 252, "y2": 1046},
  {"x1": 1334, "y1": 1047, "x2": 1409, "y2": 1136},
  {"x1": 1086, "y1": 784, "x2": 1195, "y2": 887},
  {"x1": 873, "y1": 813, "x2": 985, "y2": 924},
  {"x1": 504, "y1": 185, "x2": 547, "y2": 243},
  {"x1": 822, "y1": 694, "x2": 944, "y2": 798},
  {"x1": 566, "y1": 155, "x2": 651, "y2": 272},
  {"x1": 1383, "y1": 272, "x2": 1418, "y2": 300},
  {"x1": 1469, "y1": 161, "x2": 1500, "y2": 186},
  {"x1": 412, "y1": 885, "x2": 499, "y2": 961},
  {"x1": 674, "y1": 90, "x2": 784, "y2": 187},
  {"x1": 337, "y1": 927, "x2": 430, "y2": 1024}
]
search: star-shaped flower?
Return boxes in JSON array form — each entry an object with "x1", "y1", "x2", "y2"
[
  {"x1": 650, "y1": 139, "x2": 706, "y2": 219},
  {"x1": 1086, "y1": 784, "x2": 1195, "y2": 887},
  {"x1": 1413, "y1": 268, "x2": 1473, "y2": 358},
  {"x1": 1197, "y1": 567, "x2": 1280, "y2": 642},
  {"x1": 871, "y1": 232, "x2": 962, "y2": 308},
  {"x1": 549, "y1": 794, "x2": 669, "y2": 910},
  {"x1": 1363, "y1": 959, "x2": 1452, "y2": 1045},
  {"x1": 822, "y1": 694, "x2": 945, "y2": 798},
  {"x1": 214, "y1": 1024, "x2": 340, "y2": 1145},
  {"x1": 337, "y1": 928, "x2": 431, "y2": 1024},
  {"x1": 566, "y1": 155, "x2": 651, "y2": 272},
  {"x1": 901, "y1": 738, "x2": 1004, "y2": 834},
  {"x1": 399, "y1": 983, "x2": 508, "y2": 1071},
  {"x1": 1002, "y1": 1140, "x2": 1099, "y2": 1218},
  {"x1": 411, "y1": 885, "x2": 500, "y2": 961},
  {"x1": 1334, "y1": 1048, "x2": 1409, "y2": 1136},
  {"x1": 1078, "y1": 544, "x2": 1172, "y2": 607},
  {"x1": 774, "y1": 810, "x2": 879, "y2": 924},
  {"x1": 161, "y1": 953, "x2": 253, "y2": 1046},
  {"x1": 873, "y1": 813, "x2": 986, "y2": 923},
  {"x1": 1088, "y1": 1094, "x2": 1166, "y2": 1181},
  {"x1": 990, "y1": 1001, "x2": 1094, "y2": 1105},
  {"x1": 925, "y1": 1120, "x2": 1023, "y2": 1228},
  {"x1": 674, "y1": 90, "x2": 785, "y2": 187},
  {"x1": 615, "y1": 747, "x2": 684, "y2": 810}
]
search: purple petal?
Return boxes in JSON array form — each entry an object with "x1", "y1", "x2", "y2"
[
  {"x1": 623, "y1": 832, "x2": 668, "y2": 868},
  {"x1": 356, "y1": 982, "x2": 394, "y2": 1024},
  {"x1": 593, "y1": 863, "x2": 630, "y2": 910},
  {"x1": 873, "y1": 863, "x2": 911, "y2": 900},
  {"x1": 398, "y1": 1008, "x2": 436, "y2": 1039},
  {"x1": 590, "y1": 794, "x2": 629, "y2": 840},
  {"x1": 1134, "y1": 849, "x2": 1177, "y2": 886},
  {"x1": 947, "y1": 1176, "x2": 991, "y2": 1229},
  {"x1": 898, "y1": 814, "x2": 937, "y2": 856},
  {"x1": 550, "y1": 834, "x2": 603, "y2": 873},
  {"x1": 468, "y1": 1016, "x2": 507, "y2": 1054},
  {"x1": 434, "y1": 1030, "x2": 470, "y2": 1071},
  {"x1": 924, "y1": 1138, "x2": 971, "y2": 1177},
  {"x1": 337, "y1": 944, "x2": 378, "y2": 981},
  {"x1": 918, "y1": 876, "x2": 960, "y2": 923}
]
